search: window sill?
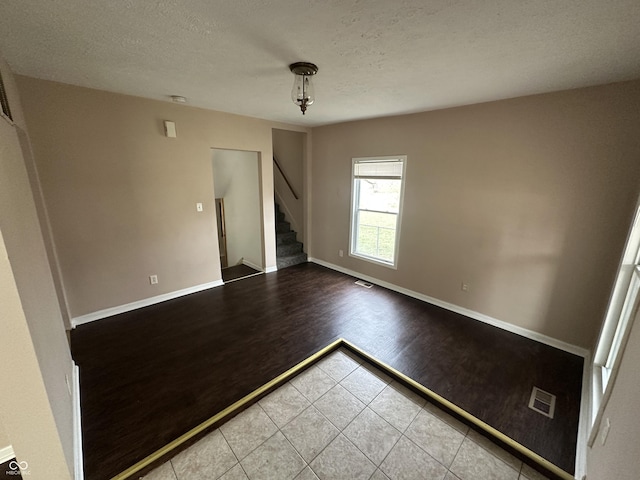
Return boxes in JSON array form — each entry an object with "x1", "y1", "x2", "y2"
[{"x1": 349, "y1": 252, "x2": 398, "y2": 270}]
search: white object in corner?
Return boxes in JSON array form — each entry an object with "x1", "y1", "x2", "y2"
[
  {"x1": 265, "y1": 266, "x2": 278, "y2": 273},
  {"x1": 72, "y1": 364, "x2": 84, "y2": 480},
  {"x1": 0, "y1": 445, "x2": 15, "y2": 464},
  {"x1": 308, "y1": 257, "x2": 589, "y2": 358},
  {"x1": 71, "y1": 280, "x2": 224, "y2": 327}
]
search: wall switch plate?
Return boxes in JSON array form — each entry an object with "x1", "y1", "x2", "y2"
[
  {"x1": 164, "y1": 120, "x2": 177, "y2": 138},
  {"x1": 149, "y1": 275, "x2": 158, "y2": 285},
  {"x1": 196, "y1": 203, "x2": 203, "y2": 212},
  {"x1": 339, "y1": 250, "x2": 344, "y2": 257}
]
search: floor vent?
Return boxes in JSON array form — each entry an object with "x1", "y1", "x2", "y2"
[
  {"x1": 528, "y1": 387, "x2": 556, "y2": 418},
  {"x1": 355, "y1": 280, "x2": 373, "y2": 288}
]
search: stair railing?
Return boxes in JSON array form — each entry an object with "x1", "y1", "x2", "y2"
[{"x1": 273, "y1": 156, "x2": 299, "y2": 200}]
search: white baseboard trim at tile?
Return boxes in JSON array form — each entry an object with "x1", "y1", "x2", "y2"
[
  {"x1": 242, "y1": 259, "x2": 264, "y2": 272},
  {"x1": 309, "y1": 257, "x2": 589, "y2": 358},
  {"x1": 72, "y1": 363, "x2": 84, "y2": 480},
  {"x1": 265, "y1": 266, "x2": 278, "y2": 273},
  {"x1": 71, "y1": 280, "x2": 224, "y2": 327},
  {"x1": 0, "y1": 445, "x2": 15, "y2": 464}
]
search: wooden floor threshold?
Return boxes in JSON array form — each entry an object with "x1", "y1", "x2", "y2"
[{"x1": 110, "y1": 339, "x2": 572, "y2": 480}]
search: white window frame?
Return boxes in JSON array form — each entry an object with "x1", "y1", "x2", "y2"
[
  {"x1": 589, "y1": 197, "x2": 640, "y2": 446},
  {"x1": 349, "y1": 155, "x2": 407, "y2": 269}
]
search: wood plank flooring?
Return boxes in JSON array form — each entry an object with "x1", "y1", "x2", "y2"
[
  {"x1": 70, "y1": 262, "x2": 583, "y2": 480},
  {"x1": 221, "y1": 264, "x2": 261, "y2": 282},
  {"x1": 0, "y1": 459, "x2": 18, "y2": 479}
]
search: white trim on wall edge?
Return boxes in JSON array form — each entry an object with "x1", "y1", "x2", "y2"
[
  {"x1": 71, "y1": 280, "x2": 224, "y2": 327},
  {"x1": 0, "y1": 445, "x2": 15, "y2": 464},
  {"x1": 309, "y1": 257, "x2": 589, "y2": 358},
  {"x1": 574, "y1": 351, "x2": 591, "y2": 480},
  {"x1": 265, "y1": 266, "x2": 278, "y2": 273},
  {"x1": 72, "y1": 363, "x2": 84, "y2": 480}
]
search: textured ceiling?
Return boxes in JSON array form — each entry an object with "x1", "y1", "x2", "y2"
[{"x1": 1, "y1": 0, "x2": 639, "y2": 126}]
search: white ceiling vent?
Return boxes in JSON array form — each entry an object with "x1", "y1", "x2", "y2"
[
  {"x1": 355, "y1": 280, "x2": 373, "y2": 288},
  {"x1": 528, "y1": 387, "x2": 556, "y2": 418}
]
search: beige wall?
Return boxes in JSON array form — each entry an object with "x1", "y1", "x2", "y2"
[
  {"x1": 587, "y1": 305, "x2": 640, "y2": 479},
  {"x1": 0, "y1": 419, "x2": 8, "y2": 453},
  {"x1": 18, "y1": 76, "x2": 308, "y2": 319},
  {"x1": 273, "y1": 129, "x2": 305, "y2": 241},
  {"x1": 311, "y1": 80, "x2": 640, "y2": 349},
  {"x1": 212, "y1": 149, "x2": 263, "y2": 269},
  {"x1": 0, "y1": 57, "x2": 73, "y2": 478}
]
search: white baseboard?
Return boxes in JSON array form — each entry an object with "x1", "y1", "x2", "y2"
[
  {"x1": 265, "y1": 266, "x2": 278, "y2": 273},
  {"x1": 242, "y1": 259, "x2": 264, "y2": 272},
  {"x1": 575, "y1": 351, "x2": 592, "y2": 480},
  {"x1": 0, "y1": 445, "x2": 15, "y2": 464},
  {"x1": 309, "y1": 257, "x2": 589, "y2": 358},
  {"x1": 71, "y1": 280, "x2": 224, "y2": 327},
  {"x1": 72, "y1": 364, "x2": 84, "y2": 480}
]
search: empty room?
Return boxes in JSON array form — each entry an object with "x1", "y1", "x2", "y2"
[{"x1": 1, "y1": 2, "x2": 640, "y2": 480}]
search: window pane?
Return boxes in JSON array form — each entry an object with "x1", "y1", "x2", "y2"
[
  {"x1": 357, "y1": 179, "x2": 401, "y2": 213},
  {"x1": 356, "y1": 210, "x2": 397, "y2": 262}
]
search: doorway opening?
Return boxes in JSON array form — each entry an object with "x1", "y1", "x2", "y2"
[{"x1": 212, "y1": 149, "x2": 264, "y2": 283}]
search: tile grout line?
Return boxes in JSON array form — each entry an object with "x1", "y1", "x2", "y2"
[
  {"x1": 319, "y1": 352, "x2": 428, "y2": 478},
  {"x1": 216, "y1": 425, "x2": 244, "y2": 479},
  {"x1": 276, "y1": 424, "x2": 310, "y2": 479},
  {"x1": 291, "y1": 350, "x2": 379, "y2": 477},
  {"x1": 168, "y1": 458, "x2": 178, "y2": 480}
]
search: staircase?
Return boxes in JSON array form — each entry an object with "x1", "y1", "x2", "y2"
[{"x1": 275, "y1": 202, "x2": 307, "y2": 269}]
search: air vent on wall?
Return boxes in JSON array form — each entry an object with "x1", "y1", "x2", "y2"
[
  {"x1": 0, "y1": 69, "x2": 13, "y2": 121},
  {"x1": 355, "y1": 280, "x2": 373, "y2": 288},
  {"x1": 528, "y1": 387, "x2": 556, "y2": 418}
]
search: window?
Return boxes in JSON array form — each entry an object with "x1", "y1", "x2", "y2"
[
  {"x1": 350, "y1": 156, "x2": 406, "y2": 268},
  {"x1": 589, "y1": 199, "x2": 640, "y2": 444}
]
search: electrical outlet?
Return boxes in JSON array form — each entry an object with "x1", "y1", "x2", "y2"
[
  {"x1": 339, "y1": 250, "x2": 344, "y2": 257},
  {"x1": 461, "y1": 282, "x2": 469, "y2": 292},
  {"x1": 150, "y1": 275, "x2": 158, "y2": 285},
  {"x1": 196, "y1": 203, "x2": 203, "y2": 212}
]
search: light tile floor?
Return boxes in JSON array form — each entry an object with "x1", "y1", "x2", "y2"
[{"x1": 142, "y1": 348, "x2": 550, "y2": 480}]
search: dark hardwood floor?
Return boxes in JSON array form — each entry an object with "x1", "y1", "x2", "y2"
[
  {"x1": 71, "y1": 262, "x2": 583, "y2": 480},
  {"x1": 221, "y1": 264, "x2": 261, "y2": 282},
  {"x1": 0, "y1": 459, "x2": 20, "y2": 479}
]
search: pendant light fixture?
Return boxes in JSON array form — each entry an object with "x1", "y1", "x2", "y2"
[{"x1": 289, "y1": 62, "x2": 318, "y2": 115}]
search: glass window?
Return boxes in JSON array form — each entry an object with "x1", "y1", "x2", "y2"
[{"x1": 350, "y1": 156, "x2": 406, "y2": 268}]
